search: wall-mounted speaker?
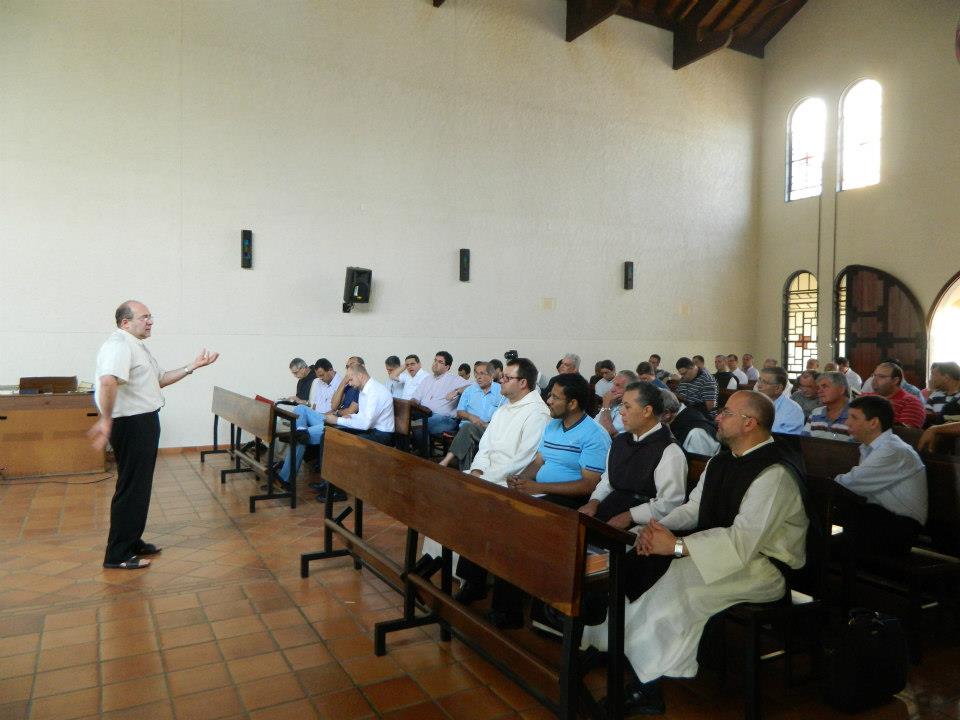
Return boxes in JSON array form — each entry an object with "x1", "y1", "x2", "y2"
[
  {"x1": 343, "y1": 267, "x2": 372, "y2": 312},
  {"x1": 623, "y1": 261, "x2": 634, "y2": 290},
  {"x1": 459, "y1": 249, "x2": 470, "y2": 282},
  {"x1": 241, "y1": 230, "x2": 253, "y2": 269}
]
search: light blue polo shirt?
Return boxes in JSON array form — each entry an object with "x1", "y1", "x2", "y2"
[
  {"x1": 456, "y1": 382, "x2": 504, "y2": 426},
  {"x1": 536, "y1": 414, "x2": 611, "y2": 484}
]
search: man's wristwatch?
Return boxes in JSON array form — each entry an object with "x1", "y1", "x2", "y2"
[
  {"x1": 673, "y1": 537, "x2": 685, "y2": 558},
  {"x1": 183, "y1": 365, "x2": 193, "y2": 375}
]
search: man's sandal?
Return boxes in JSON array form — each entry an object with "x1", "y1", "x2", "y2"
[
  {"x1": 103, "y1": 556, "x2": 150, "y2": 570},
  {"x1": 137, "y1": 543, "x2": 162, "y2": 556}
]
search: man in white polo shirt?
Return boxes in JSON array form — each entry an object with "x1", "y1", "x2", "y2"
[{"x1": 89, "y1": 300, "x2": 218, "y2": 570}]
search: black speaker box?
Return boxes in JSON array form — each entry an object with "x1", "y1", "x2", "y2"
[{"x1": 343, "y1": 267, "x2": 372, "y2": 304}]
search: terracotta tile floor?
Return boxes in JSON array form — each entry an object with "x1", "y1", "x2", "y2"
[{"x1": 0, "y1": 452, "x2": 957, "y2": 719}]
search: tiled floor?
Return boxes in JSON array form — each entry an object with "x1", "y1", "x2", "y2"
[{"x1": 1, "y1": 451, "x2": 958, "y2": 719}]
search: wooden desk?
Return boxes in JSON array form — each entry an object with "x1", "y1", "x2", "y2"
[{"x1": 0, "y1": 393, "x2": 105, "y2": 478}]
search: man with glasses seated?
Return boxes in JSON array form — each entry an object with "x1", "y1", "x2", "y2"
[
  {"x1": 284, "y1": 358, "x2": 315, "y2": 406},
  {"x1": 862, "y1": 362, "x2": 926, "y2": 429},
  {"x1": 755, "y1": 366, "x2": 805, "y2": 435}
]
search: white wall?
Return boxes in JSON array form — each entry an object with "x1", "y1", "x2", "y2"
[
  {"x1": 756, "y1": 0, "x2": 960, "y2": 370},
  {"x1": 1, "y1": 0, "x2": 764, "y2": 445}
]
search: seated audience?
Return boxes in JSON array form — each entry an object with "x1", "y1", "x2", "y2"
[
  {"x1": 806, "y1": 358, "x2": 820, "y2": 371},
  {"x1": 755, "y1": 366, "x2": 805, "y2": 434},
  {"x1": 593, "y1": 359, "x2": 616, "y2": 398},
  {"x1": 596, "y1": 370, "x2": 639, "y2": 436},
  {"x1": 507, "y1": 374, "x2": 611, "y2": 508},
  {"x1": 635, "y1": 361, "x2": 667, "y2": 389},
  {"x1": 713, "y1": 354, "x2": 738, "y2": 391},
  {"x1": 413, "y1": 351, "x2": 471, "y2": 435},
  {"x1": 863, "y1": 362, "x2": 926, "y2": 428},
  {"x1": 399, "y1": 354, "x2": 429, "y2": 400},
  {"x1": 726, "y1": 354, "x2": 749, "y2": 385},
  {"x1": 581, "y1": 391, "x2": 808, "y2": 717},
  {"x1": 385, "y1": 355, "x2": 405, "y2": 398},
  {"x1": 285, "y1": 358, "x2": 315, "y2": 405},
  {"x1": 328, "y1": 357, "x2": 362, "y2": 420},
  {"x1": 803, "y1": 371, "x2": 855, "y2": 441},
  {"x1": 543, "y1": 353, "x2": 583, "y2": 399},
  {"x1": 323, "y1": 362, "x2": 395, "y2": 445},
  {"x1": 448, "y1": 358, "x2": 550, "y2": 625},
  {"x1": 457, "y1": 362, "x2": 471, "y2": 380},
  {"x1": 438, "y1": 362, "x2": 504, "y2": 469},
  {"x1": 648, "y1": 354, "x2": 671, "y2": 382},
  {"x1": 579, "y1": 382, "x2": 688, "y2": 531},
  {"x1": 835, "y1": 395, "x2": 926, "y2": 559},
  {"x1": 675, "y1": 356, "x2": 718, "y2": 416},
  {"x1": 692, "y1": 355, "x2": 706, "y2": 370},
  {"x1": 488, "y1": 358, "x2": 504, "y2": 382},
  {"x1": 860, "y1": 357, "x2": 923, "y2": 398},
  {"x1": 925, "y1": 361, "x2": 960, "y2": 423},
  {"x1": 791, "y1": 370, "x2": 821, "y2": 419},
  {"x1": 741, "y1": 353, "x2": 760, "y2": 383},
  {"x1": 659, "y1": 390, "x2": 720, "y2": 457},
  {"x1": 823, "y1": 362, "x2": 838, "y2": 372},
  {"x1": 836, "y1": 356, "x2": 863, "y2": 393}
]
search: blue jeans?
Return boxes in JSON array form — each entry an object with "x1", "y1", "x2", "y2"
[{"x1": 278, "y1": 405, "x2": 326, "y2": 484}]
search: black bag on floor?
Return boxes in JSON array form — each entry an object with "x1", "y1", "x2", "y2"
[{"x1": 822, "y1": 608, "x2": 909, "y2": 712}]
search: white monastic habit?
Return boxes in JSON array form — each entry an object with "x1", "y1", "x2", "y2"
[{"x1": 581, "y1": 438, "x2": 808, "y2": 683}]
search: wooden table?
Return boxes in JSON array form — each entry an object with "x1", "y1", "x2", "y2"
[{"x1": 0, "y1": 393, "x2": 105, "y2": 478}]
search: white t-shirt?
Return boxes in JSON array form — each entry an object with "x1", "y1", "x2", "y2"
[{"x1": 94, "y1": 329, "x2": 164, "y2": 417}]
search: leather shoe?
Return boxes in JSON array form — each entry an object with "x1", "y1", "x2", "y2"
[
  {"x1": 453, "y1": 582, "x2": 488, "y2": 605},
  {"x1": 412, "y1": 554, "x2": 443, "y2": 581},
  {"x1": 308, "y1": 481, "x2": 328, "y2": 492},
  {"x1": 603, "y1": 680, "x2": 665, "y2": 716},
  {"x1": 485, "y1": 609, "x2": 524, "y2": 630},
  {"x1": 316, "y1": 488, "x2": 347, "y2": 503}
]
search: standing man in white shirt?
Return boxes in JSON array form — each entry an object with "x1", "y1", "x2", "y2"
[{"x1": 89, "y1": 300, "x2": 218, "y2": 570}]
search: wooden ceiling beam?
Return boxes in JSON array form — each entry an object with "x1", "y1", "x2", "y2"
[
  {"x1": 433, "y1": 0, "x2": 445, "y2": 6},
  {"x1": 672, "y1": 0, "x2": 732, "y2": 69},
  {"x1": 566, "y1": 0, "x2": 622, "y2": 42}
]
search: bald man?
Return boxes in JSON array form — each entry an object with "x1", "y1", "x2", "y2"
[{"x1": 581, "y1": 391, "x2": 808, "y2": 715}]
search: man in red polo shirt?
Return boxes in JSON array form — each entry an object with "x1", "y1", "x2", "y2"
[{"x1": 864, "y1": 362, "x2": 926, "y2": 428}]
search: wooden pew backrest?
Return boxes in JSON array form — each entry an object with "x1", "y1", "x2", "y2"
[
  {"x1": 322, "y1": 429, "x2": 586, "y2": 615},
  {"x1": 211, "y1": 386, "x2": 274, "y2": 441}
]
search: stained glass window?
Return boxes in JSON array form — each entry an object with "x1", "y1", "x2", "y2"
[
  {"x1": 787, "y1": 98, "x2": 826, "y2": 201},
  {"x1": 783, "y1": 271, "x2": 818, "y2": 375}
]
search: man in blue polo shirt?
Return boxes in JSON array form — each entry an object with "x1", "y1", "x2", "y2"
[
  {"x1": 438, "y1": 362, "x2": 504, "y2": 469},
  {"x1": 508, "y1": 373, "x2": 611, "y2": 509}
]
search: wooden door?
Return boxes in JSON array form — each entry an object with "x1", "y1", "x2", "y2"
[{"x1": 835, "y1": 265, "x2": 926, "y2": 387}]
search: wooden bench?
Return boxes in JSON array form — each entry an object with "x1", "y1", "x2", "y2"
[
  {"x1": 201, "y1": 386, "x2": 299, "y2": 512},
  {"x1": 300, "y1": 429, "x2": 636, "y2": 719},
  {"x1": 391, "y1": 397, "x2": 433, "y2": 457}
]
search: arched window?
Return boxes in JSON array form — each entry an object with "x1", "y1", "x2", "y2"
[
  {"x1": 786, "y1": 98, "x2": 826, "y2": 201},
  {"x1": 839, "y1": 79, "x2": 882, "y2": 191},
  {"x1": 782, "y1": 271, "x2": 818, "y2": 375}
]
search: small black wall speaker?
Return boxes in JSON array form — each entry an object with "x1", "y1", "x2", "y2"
[
  {"x1": 623, "y1": 261, "x2": 634, "y2": 290},
  {"x1": 240, "y1": 230, "x2": 253, "y2": 269},
  {"x1": 343, "y1": 267, "x2": 372, "y2": 306},
  {"x1": 459, "y1": 249, "x2": 470, "y2": 282}
]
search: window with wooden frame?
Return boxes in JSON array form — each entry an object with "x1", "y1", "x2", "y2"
[{"x1": 782, "y1": 271, "x2": 818, "y2": 375}]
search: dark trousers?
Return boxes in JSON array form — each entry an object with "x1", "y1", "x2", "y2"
[
  {"x1": 104, "y1": 410, "x2": 160, "y2": 564},
  {"x1": 346, "y1": 428, "x2": 394, "y2": 446},
  {"x1": 448, "y1": 422, "x2": 485, "y2": 469},
  {"x1": 844, "y1": 502, "x2": 922, "y2": 560}
]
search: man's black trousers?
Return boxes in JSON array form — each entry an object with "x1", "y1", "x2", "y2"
[{"x1": 104, "y1": 410, "x2": 160, "y2": 564}]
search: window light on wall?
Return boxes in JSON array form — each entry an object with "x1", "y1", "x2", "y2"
[
  {"x1": 786, "y1": 97, "x2": 827, "y2": 201},
  {"x1": 839, "y1": 79, "x2": 882, "y2": 191}
]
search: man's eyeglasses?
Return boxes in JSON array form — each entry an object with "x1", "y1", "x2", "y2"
[
  {"x1": 718, "y1": 408, "x2": 754, "y2": 421},
  {"x1": 501, "y1": 375, "x2": 522, "y2": 382}
]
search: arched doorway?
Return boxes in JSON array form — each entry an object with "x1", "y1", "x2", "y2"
[
  {"x1": 833, "y1": 265, "x2": 927, "y2": 387},
  {"x1": 929, "y1": 270, "x2": 960, "y2": 366}
]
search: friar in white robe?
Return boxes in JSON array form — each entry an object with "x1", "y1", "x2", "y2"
[{"x1": 581, "y1": 390, "x2": 809, "y2": 710}]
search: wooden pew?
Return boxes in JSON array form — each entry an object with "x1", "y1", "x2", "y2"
[
  {"x1": 203, "y1": 386, "x2": 298, "y2": 512},
  {"x1": 300, "y1": 429, "x2": 636, "y2": 720},
  {"x1": 391, "y1": 398, "x2": 433, "y2": 457}
]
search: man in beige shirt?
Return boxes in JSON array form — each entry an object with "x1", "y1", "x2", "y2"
[{"x1": 89, "y1": 300, "x2": 218, "y2": 570}]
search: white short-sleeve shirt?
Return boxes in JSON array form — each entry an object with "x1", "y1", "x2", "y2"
[{"x1": 94, "y1": 329, "x2": 164, "y2": 417}]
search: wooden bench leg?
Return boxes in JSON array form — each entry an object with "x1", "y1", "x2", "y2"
[{"x1": 744, "y1": 619, "x2": 761, "y2": 720}]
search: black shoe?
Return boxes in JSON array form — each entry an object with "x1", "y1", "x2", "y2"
[
  {"x1": 316, "y1": 487, "x2": 347, "y2": 502},
  {"x1": 308, "y1": 481, "x2": 328, "y2": 492},
  {"x1": 530, "y1": 602, "x2": 564, "y2": 639},
  {"x1": 453, "y1": 581, "x2": 488, "y2": 605},
  {"x1": 485, "y1": 609, "x2": 524, "y2": 630},
  {"x1": 605, "y1": 680, "x2": 665, "y2": 716},
  {"x1": 412, "y1": 554, "x2": 443, "y2": 581}
]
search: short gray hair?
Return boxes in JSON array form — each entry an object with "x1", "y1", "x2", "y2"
[
  {"x1": 617, "y1": 370, "x2": 639, "y2": 382},
  {"x1": 289, "y1": 358, "x2": 308, "y2": 370},
  {"x1": 115, "y1": 301, "x2": 136, "y2": 327},
  {"x1": 563, "y1": 353, "x2": 581, "y2": 370},
  {"x1": 821, "y1": 371, "x2": 848, "y2": 392},
  {"x1": 660, "y1": 389, "x2": 680, "y2": 414}
]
